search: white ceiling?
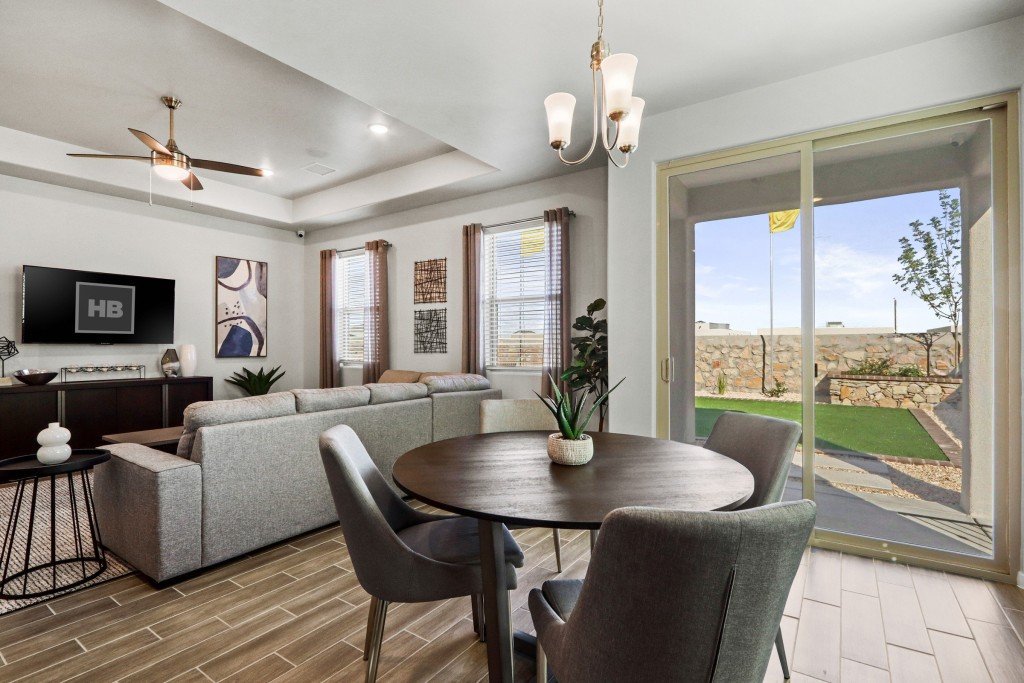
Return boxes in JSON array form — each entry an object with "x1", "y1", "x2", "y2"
[
  {"x1": 2, "y1": 0, "x2": 1022, "y2": 229},
  {"x1": 0, "y1": 0, "x2": 456, "y2": 200}
]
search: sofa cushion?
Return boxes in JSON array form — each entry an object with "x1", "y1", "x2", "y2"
[
  {"x1": 377, "y1": 369, "x2": 422, "y2": 383},
  {"x1": 417, "y1": 371, "x2": 457, "y2": 382},
  {"x1": 177, "y1": 392, "x2": 297, "y2": 458},
  {"x1": 366, "y1": 382, "x2": 429, "y2": 404},
  {"x1": 423, "y1": 373, "x2": 491, "y2": 395},
  {"x1": 291, "y1": 387, "x2": 371, "y2": 413}
]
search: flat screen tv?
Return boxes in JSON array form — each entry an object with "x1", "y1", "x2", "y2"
[{"x1": 21, "y1": 266, "x2": 175, "y2": 344}]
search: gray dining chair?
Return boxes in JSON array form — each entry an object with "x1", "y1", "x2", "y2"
[
  {"x1": 529, "y1": 500, "x2": 816, "y2": 682},
  {"x1": 319, "y1": 424, "x2": 525, "y2": 682},
  {"x1": 704, "y1": 410, "x2": 803, "y2": 679},
  {"x1": 480, "y1": 398, "x2": 570, "y2": 572}
]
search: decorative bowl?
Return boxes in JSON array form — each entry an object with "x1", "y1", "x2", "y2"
[{"x1": 12, "y1": 369, "x2": 58, "y2": 386}]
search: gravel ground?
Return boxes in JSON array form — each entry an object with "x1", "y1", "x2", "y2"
[
  {"x1": 696, "y1": 390, "x2": 801, "y2": 403},
  {"x1": 825, "y1": 458, "x2": 962, "y2": 508}
]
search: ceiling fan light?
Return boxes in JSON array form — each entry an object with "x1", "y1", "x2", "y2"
[
  {"x1": 544, "y1": 92, "x2": 576, "y2": 149},
  {"x1": 601, "y1": 53, "x2": 637, "y2": 121},
  {"x1": 616, "y1": 97, "x2": 645, "y2": 153},
  {"x1": 368, "y1": 123, "x2": 389, "y2": 135},
  {"x1": 153, "y1": 161, "x2": 190, "y2": 181}
]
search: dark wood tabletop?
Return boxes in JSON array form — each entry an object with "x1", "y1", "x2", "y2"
[
  {"x1": 0, "y1": 449, "x2": 110, "y2": 483},
  {"x1": 392, "y1": 431, "x2": 755, "y2": 529}
]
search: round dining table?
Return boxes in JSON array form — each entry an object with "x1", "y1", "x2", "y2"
[{"x1": 392, "y1": 430, "x2": 755, "y2": 683}]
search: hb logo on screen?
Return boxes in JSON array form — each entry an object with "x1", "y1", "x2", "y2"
[{"x1": 75, "y1": 282, "x2": 136, "y2": 334}]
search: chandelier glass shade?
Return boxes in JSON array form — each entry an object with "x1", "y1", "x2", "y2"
[{"x1": 544, "y1": 0, "x2": 643, "y2": 168}]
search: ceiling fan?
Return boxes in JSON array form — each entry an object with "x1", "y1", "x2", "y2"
[{"x1": 67, "y1": 96, "x2": 272, "y2": 191}]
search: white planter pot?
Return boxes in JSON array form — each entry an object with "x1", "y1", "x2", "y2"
[
  {"x1": 37, "y1": 422, "x2": 71, "y2": 465},
  {"x1": 547, "y1": 433, "x2": 594, "y2": 466},
  {"x1": 178, "y1": 344, "x2": 197, "y2": 377}
]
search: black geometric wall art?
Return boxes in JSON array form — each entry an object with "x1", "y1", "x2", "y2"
[
  {"x1": 413, "y1": 258, "x2": 447, "y2": 304},
  {"x1": 414, "y1": 308, "x2": 447, "y2": 354}
]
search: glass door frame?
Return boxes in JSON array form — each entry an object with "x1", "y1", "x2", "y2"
[{"x1": 655, "y1": 93, "x2": 1020, "y2": 581}]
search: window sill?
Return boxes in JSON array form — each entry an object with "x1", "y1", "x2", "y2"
[{"x1": 485, "y1": 367, "x2": 542, "y2": 374}]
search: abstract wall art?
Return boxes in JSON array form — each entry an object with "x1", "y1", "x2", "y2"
[
  {"x1": 216, "y1": 256, "x2": 268, "y2": 358},
  {"x1": 413, "y1": 308, "x2": 447, "y2": 354},
  {"x1": 413, "y1": 258, "x2": 447, "y2": 304}
]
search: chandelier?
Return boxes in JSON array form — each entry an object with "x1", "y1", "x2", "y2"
[{"x1": 544, "y1": 0, "x2": 644, "y2": 168}]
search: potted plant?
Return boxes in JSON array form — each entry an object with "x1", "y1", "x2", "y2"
[
  {"x1": 225, "y1": 365, "x2": 286, "y2": 396},
  {"x1": 560, "y1": 298, "x2": 611, "y2": 430},
  {"x1": 536, "y1": 375, "x2": 624, "y2": 466}
]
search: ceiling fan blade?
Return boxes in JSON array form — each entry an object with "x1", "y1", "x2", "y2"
[
  {"x1": 128, "y1": 128, "x2": 172, "y2": 156},
  {"x1": 67, "y1": 154, "x2": 151, "y2": 161},
  {"x1": 181, "y1": 173, "x2": 204, "y2": 191},
  {"x1": 190, "y1": 159, "x2": 269, "y2": 177}
]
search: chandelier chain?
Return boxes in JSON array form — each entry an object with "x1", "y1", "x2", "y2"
[{"x1": 597, "y1": 0, "x2": 604, "y2": 42}]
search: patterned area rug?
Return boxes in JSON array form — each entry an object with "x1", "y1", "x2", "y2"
[{"x1": 0, "y1": 472, "x2": 135, "y2": 614}]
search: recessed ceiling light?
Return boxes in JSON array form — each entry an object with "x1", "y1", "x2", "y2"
[{"x1": 368, "y1": 123, "x2": 389, "y2": 135}]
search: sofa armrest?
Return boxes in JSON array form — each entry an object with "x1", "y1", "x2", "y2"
[{"x1": 93, "y1": 444, "x2": 202, "y2": 583}]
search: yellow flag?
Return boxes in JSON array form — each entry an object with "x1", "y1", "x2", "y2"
[{"x1": 768, "y1": 209, "x2": 799, "y2": 234}]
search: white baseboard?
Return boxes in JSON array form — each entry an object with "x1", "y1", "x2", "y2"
[{"x1": 1017, "y1": 570, "x2": 1024, "y2": 588}]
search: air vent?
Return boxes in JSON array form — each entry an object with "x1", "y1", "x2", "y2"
[{"x1": 303, "y1": 162, "x2": 336, "y2": 176}]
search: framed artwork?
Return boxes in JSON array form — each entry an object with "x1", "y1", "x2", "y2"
[
  {"x1": 216, "y1": 256, "x2": 268, "y2": 357},
  {"x1": 413, "y1": 258, "x2": 447, "y2": 304},
  {"x1": 414, "y1": 308, "x2": 447, "y2": 353}
]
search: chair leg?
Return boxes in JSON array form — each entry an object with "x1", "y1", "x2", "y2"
[
  {"x1": 775, "y1": 627, "x2": 790, "y2": 680},
  {"x1": 552, "y1": 529, "x2": 562, "y2": 573},
  {"x1": 363, "y1": 596, "x2": 378, "y2": 660},
  {"x1": 471, "y1": 592, "x2": 486, "y2": 642},
  {"x1": 365, "y1": 599, "x2": 389, "y2": 683},
  {"x1": 537, "y1": 639, "x2": 548, "y2": 682},
  {"x1": 589, "y1": 530, "x2": 598, "y2": 553}
]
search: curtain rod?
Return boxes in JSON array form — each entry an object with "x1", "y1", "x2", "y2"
[
  {"x1": 337, "y1": 240, "x2": 391, "y2": 255},
  {"x1": 482, "y1": 210, "x2": 575, "y2": 230}
]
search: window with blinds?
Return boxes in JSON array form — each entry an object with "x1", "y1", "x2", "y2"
[
  {"x1": 483, "y1": 225, "x2": 547, "y2": 368},
  {"x1": 335, "y1": 251, "x2": 367, "y2": 365}
]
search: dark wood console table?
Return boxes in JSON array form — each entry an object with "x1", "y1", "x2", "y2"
[{"x1": 0, "y1": 377, "x2": 211, "y2": 460}]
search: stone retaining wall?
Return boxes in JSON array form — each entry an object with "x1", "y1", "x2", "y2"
[
  {"x1": 695, "y1": 332, "x2": 957, "y2": 394},
  {"x1": 828, "y1": 373, "x2": 961, "y2": 409}
]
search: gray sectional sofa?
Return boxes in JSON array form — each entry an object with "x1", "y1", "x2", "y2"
[{"x1": 94, "y1": 376, "x2": 500, "y2": 582}]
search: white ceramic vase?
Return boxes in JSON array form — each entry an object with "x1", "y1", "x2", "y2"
[
  {"x1": 547, "y1": 433, "x2": 594, "y2": 466},
  {"x1": 37, "y1": 422, "x2": 72, "y2": 465},
  {"x1": 178, "y1": 344, "x2": 197, "y2": 377}
]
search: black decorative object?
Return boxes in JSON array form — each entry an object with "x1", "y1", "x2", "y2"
[
  {"x1": 0, "y1": 450, "x2": 110, "y2": 599},
  {"x1": 414, "y1": 308, "x2": 447, "y2": 353},
  {"x1": 12, "y1": 370, "x2": 58, "y2": 386},
  {"x1": 0, "y1": 337, "x2": 18, "y2": 378},
  {"x1": 161, "y1": 348, "x2": 180, "y2": 377},
  {"x1": 413, "y1": 258, "x2": 447, "y2": 304}
]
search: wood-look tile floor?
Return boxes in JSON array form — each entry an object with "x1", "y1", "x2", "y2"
[{"x1": 1, "y1": 505, "x2": 1022, "y2": 682}]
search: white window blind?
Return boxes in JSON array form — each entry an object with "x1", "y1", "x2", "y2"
[
  {"x1": 335, "y1": 251, "x2": 367, "y2": 364},
  {"x1": 483, "y1": 225, "x2": 547, "y2": 368}
]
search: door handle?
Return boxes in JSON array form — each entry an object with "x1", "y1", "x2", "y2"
[{"x1": 660, "y1": 357, "x2": 675, "y2": 383}]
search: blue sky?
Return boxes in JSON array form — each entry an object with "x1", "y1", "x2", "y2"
[{"x1": 694, "y1": 189, "x2": 959, "y2": 333}]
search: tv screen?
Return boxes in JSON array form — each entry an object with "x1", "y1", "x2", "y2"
[{"x1": 21, "y1": 266, "x2": 175, "y2": 344}]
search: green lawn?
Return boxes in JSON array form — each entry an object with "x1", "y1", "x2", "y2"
[{"x1": 695, "y1": 397, "x2": 948, "y2": 461}]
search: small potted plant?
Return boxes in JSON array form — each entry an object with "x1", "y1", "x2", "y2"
[
  {"x1": 225, "y1": 365, "x2": 286, "y2": 396},
  {"x1": 536, "y1": 375, "x2": 624, "y2": 466}
]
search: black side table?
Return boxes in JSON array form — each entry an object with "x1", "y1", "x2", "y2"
[{"x1": 0, "y1": 449, "x2": 110, "y2": 599}]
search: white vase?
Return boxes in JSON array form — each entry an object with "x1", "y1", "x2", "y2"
[
  {"x1": 547, "y1": 433, "x2": 594, "y2": 466},
  {"x1": 37, "y1": 422, "x2": 71, "y2": 465},
  {"x1": 178, "y1": 344, "x2": 197, "y2": 377}
]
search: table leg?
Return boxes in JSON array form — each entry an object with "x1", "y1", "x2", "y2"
[{"x1": 479, "y1": 520, "x2": 513, "y2": 682}]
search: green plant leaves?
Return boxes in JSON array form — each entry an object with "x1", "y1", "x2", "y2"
[{"x1": 225, "y1": 365, "x2": 285, "y2": 396}]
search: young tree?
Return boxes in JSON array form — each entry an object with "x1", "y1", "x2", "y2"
[{"x1": 892, "y1": 190, "x2": 963, "y2": 363}]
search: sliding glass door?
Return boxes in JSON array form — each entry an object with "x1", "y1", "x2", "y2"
[{"x1": 657, "y1": 96, "x2": 1019, "y2": 578}]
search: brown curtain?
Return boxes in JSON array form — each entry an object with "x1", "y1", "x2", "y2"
[
  {"x1": 541, "y1": 208, "x2": 571, "y2": 397},
  {"x1": 319, "y1": 249, "x2": 338, "y2": 388},
  {"x1": 462, "y1": 223, "x2": 484, "y2": 374},
  {"x1": 363, "y1": 240, "x2": 390, "y2": 384}
]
